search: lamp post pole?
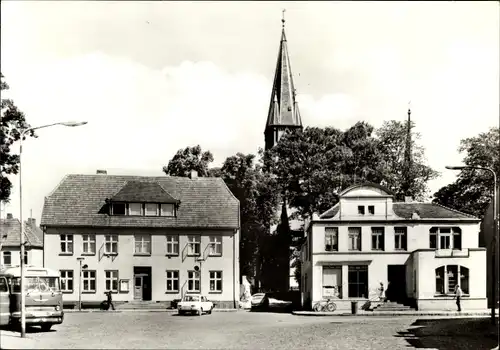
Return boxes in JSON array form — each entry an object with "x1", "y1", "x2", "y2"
[
  {"x1": 445, "y1": 166, "x2": 498, "y2": 326},
  {"x1": 77, "y1": 257, "x2": 84, "y2": 311},
  {"x1": 18, "y1": 121, "x2": 87, "y2": 338}
]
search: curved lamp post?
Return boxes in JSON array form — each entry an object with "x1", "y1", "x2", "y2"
[
  {"x1": 445, "y1": 165, "x2": 498, "y2": 329},
  {"x1": 19, "y1": 121, "x2": 87, "y2": 338}
]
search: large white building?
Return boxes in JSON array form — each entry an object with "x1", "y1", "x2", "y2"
[
  {"x1": 301, "y1": 183, "x2": 487, "y2": 311},
  {"x1": 41, "y1": 171, "x2": 240, "y2": 309}
]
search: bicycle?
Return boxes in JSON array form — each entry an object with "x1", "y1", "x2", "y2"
[{"x1": 313, "y1": 298, "x2": 337, "y2": 312}]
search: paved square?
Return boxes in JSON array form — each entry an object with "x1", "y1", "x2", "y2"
[{"x1": 0, "y1": 311, "x2": 497, "y2": 349}]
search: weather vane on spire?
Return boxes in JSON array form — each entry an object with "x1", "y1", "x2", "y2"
[{"x1": 282, "y1": 9, "x2": 286, "y2": 27}]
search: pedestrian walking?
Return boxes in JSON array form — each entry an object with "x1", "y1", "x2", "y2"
[
  {"x1": 454, "y1": 284, "x2": 462, "y2": 312},
  {"x1": 105, "y1": 290, "x2": 116, "y2": 311}
]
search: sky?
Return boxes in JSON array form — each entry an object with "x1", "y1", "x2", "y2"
[{"x1": 1, "y1": 1, "x2": 499, "y2": 224}]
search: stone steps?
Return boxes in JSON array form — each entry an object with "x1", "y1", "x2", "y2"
[{"x1": 372, "y1": 301, "x2": 414, "y2": 312}]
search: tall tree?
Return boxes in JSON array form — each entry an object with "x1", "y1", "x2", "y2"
[
  {"x1": 219, "y1": 152, "x2": 279, "y2": 290},
  {"x1": 375, "y1": 120, "x2": 439, "y2": 201},
  {"x1": 0, "y1": 73, "x2": 36, "y2": 202},
  {"x1": 162, "y1": 145, "x2": 214, "y2": 177},
  {"x1": 433, "y1": 127, "x2": 499, "y2": 219}
]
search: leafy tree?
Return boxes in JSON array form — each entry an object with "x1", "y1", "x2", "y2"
[
  {"x1": 433, "y1": 127, "x2": 499, "y2": 219},
  {"x1": 0, "y1": 73, "x2": 35, "y2": 202},
  {"x1": 218, "y1": 152, "x2": 279, "y2": 290},
  {"x1": 375, "y1": 120, "x2": 439, "y2": 201},
  {"x1": 162, "y1": 145, "x2": 214, "y2": 177}
]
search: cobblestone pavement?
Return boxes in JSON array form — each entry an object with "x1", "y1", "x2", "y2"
[{"x1": 0, "y1": 312, "x2": 497, "y2": 349}]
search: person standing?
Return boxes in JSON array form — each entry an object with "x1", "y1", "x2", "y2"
[
  {"x1": 454, "y1": 284, "x2": 462, "y2": 312},
  {"x1": 378, "y1": 282, "x2": 385, "y2": 302}
]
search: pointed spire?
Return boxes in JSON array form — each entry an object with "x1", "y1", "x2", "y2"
[
  {"x1": 402, "y1": 101, "x2": 414, "y2": 198},
  {"x1": 265, "y1": 11, "x2": 303, "y2": 131}
]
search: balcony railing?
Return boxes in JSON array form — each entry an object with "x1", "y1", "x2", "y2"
[{"x1": 435, "y1": 248, "x2": 469, "y2": 258}]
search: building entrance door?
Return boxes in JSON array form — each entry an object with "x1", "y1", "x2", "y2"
[
  {"x1": 134, "y1": 276, "x2": 143, "y2": 300},
  {"x1": 387, "y1": 265, "x2": 407, "y2": 303}
]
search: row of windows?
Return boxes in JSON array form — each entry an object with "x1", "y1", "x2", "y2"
[
  {"x1": 316, "y1": 264, "x2": 470, "y2": 298},
  {"x1": 1, "y1": 251, "x2": 29, "y2": 266},
  {"x1": 357, "y1": 205, "x2": 375, "y2": 215},
  {"x1": 59, "y1": 234, "x2": 223, "y2": 256},
  {"x1": 323, "y1": 226, "x2": 462, "y2": 252},
  {"x1": 111, "y1": 203, "x2": 175, "y2": 217},
  {"x1": 325, "y1": 227, "x2": 408, "y2": 252},
  {"x1": 60, "y1": 270, "x2": 223, "y2": 293}
]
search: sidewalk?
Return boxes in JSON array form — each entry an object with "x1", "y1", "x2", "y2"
[{"x1": 293, "y1": 309, "x2": 500, "y2": 317}]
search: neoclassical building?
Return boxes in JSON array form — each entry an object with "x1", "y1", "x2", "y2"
[{"x1": 301, "y1": 183, "x2": 487, "y2": 311}]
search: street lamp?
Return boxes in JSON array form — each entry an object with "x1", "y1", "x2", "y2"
[
  {"x1": 19, "y1": 121, "x2": 87, "y2": 338},
  {"x1": 77, "y1": 257, "x2": 88, "y2": 311},
  {"x1": 445, "y1": 165, "x2": 498, "y2": 326}
]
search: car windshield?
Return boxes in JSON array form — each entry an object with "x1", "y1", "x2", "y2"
[
  {"x1": 184, "y1": 295, "x2": 200, "y2": 302},
  {"x1": 12, "y1": 277, "x2": 60, "y2": 293}
]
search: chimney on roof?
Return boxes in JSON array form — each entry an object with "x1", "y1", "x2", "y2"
[
  {"x1": 404, "y1": 196, "x2": 413, "y2": 203},
  {"x1": 96, "y1": 170, "x2": 107, "y2": 175},
  {"x1": 6, "y1": 213, "x2": 13, "y2": 219},
  {"x1": 190, "y1": 170, "x2": 198, "y2": 179}
]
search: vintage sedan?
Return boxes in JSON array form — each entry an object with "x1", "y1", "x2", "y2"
[{"x1": 177, "y1": 295, "x2": 214, "y2": 316}]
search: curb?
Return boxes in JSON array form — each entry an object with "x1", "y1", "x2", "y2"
[
  {"x1": 64, "y1": 308, "x2": 240, "y2": 313},
  {"x1": 292, "y1": 311, "x2": 498, "y2": 317}
]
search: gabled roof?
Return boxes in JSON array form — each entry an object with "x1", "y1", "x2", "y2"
[
  {"x1": 110, "y1": 181, "x2": 179, "y2": 203},
  {"x1": 265, "y1": 24, "x2": 302, "y2": 129},
  {"x1": 0, "y1": 219, "x2": 43, "y2": 248},
  {"x1": 41, "y1": 174, "x2": 239, "y2": 229}
]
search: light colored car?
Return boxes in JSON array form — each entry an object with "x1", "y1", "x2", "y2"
[
  {"x1": 177, "y1": 295, "x2": 214, "y2": 316},
  {"x1": 251, "y1": 293, "x2": 266, "y2": 307}
]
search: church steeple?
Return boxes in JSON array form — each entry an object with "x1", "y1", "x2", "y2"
[{"x1": 264, "y1": 10, "x2": 303, "y2": 150}]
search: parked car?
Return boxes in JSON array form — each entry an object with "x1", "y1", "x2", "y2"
[
  {"x1": 177, "y1": 295, "x2": 214, "y2": 316},
  {"x1": 250, "y1": 293, "x2": 266, "y2": 307}
]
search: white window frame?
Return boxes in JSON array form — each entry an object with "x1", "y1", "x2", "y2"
[
  {"x1": 187, "y1": 235, "x2": 201, "y2": 256},
  {"x1": 165, "y1": 270, "x2": 179, "y2": 292},
  {"x1": 128, "y1": 203, "x2": 142, "y2": 216},
  {"x1": 2, "y1": 251, "x2": 12, "y2": 266},
  {"x1": 209, "y1": 236, "x2": 222, "y2": 256},
  {"x1": 82, "y1": 234, "x2": 96, "y2": 255},
  {"x1": 325, "y1": 227, "x2": 338, "y2": 252},
  {"x1": 435, "y1": 265, "x2": 469, "y2": 295},
  {"x1": 430, "y1": 227, "x2": 462, "y2": 250},
  {"x1": 60, "y1": 234, "x2": 74, "y2": 254},
  {"x1": 105, "y1": 235, "x2": 118, "y2": 255},
  {"x1": 166, "y1": 235, "x2": 179, "y2": 255},
  {"x1": 60, "y1": 270, "x2": 74, "y2": 292},
  {"x1": 371, "y1": 227, "x2": 385, "y2": 251},
  {"x1": 145, "y1": 203, "x2": 158, "y2": 216},
  {"x1": 105, "y1": 270, "x2": 119, "y2": 292},
  {"x1": 187, "y1": 270, "x2": 201, "y2": 293},
  {"x1": 394, "y1": 227, "x2": 407, "y2": 250},
  {"x1": 348, "y1": 227, "x2": 361, "y2": 251},
  {"x1": 209, "y1": 271, "x2": 222, "y2": 292},
  {"x1": 134, "y1": 234, "x2": 151, "y2": 255},
  {"x1": 160, "y1": 204, "x2": 175, "y2": 217},
  {"x1": 82, "y1": 270, "x2": 96, "y2": 293}
]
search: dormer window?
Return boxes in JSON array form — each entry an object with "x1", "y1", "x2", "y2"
[
  {"x1": 161, "y1": 204, "x2": 175, "y2": 217},
  {"x1": 110, "y1": 202, "x2": 176, "y2": 217},
  {"x1": 145, "y1": 203, "x2": 158, "y2": 216},
  {"x1": 129, "y1": 203, "x2": 142, "y2": 216},
  {"x1": 112, "y1": 203, "x2": 126, "y2": 215},
  {"x1": 358, "y1": 206, "x2": 365, "y2": 215}
]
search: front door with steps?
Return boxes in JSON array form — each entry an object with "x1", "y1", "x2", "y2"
[
  {"x1": 387, "y1": 265, "x2": 407, "y2": 303},
  {"x1": 133, "y1": 266, "x2": 152, "y2": 301}
]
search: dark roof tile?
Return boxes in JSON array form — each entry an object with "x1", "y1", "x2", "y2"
[
  {"x1": 0, "y1": 219, "x2": 43, "y2": 248},
  {"x1": 110, "y1": 181, "x2": 179, "y2": 203},
  {"x1": 41, "y1": 174, "x2": 239, "y2": 229}
]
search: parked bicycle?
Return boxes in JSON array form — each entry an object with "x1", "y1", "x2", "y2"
[{"x1": 313, "y1": 298, "x2": 337, "y2": 312}]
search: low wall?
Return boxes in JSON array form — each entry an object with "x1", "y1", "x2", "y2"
[{"x1": 417, "y1": 298, "x2": 487, "y2": 311}]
